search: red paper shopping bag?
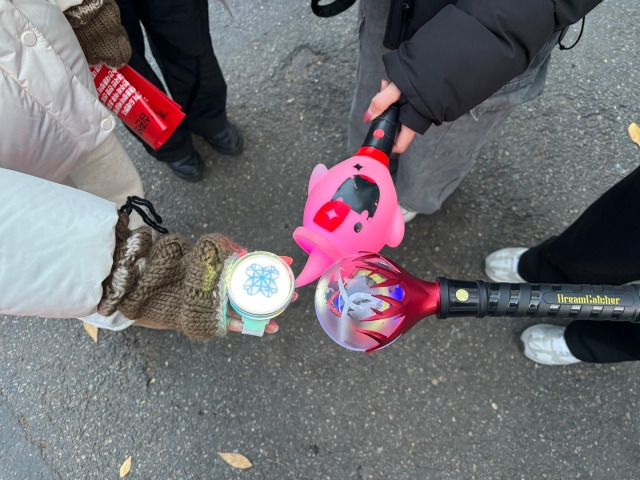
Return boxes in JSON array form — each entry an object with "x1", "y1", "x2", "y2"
[{"x1": 90, "y1": 64, "x2": 185, "y2": 149}]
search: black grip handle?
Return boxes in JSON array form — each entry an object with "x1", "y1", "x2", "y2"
[
  {"x1": 360, "y1": 103, "x2": 400, "y2": 157},
  {"x1": 438, "y1": 278, "x2": 640, "y2": 322}
]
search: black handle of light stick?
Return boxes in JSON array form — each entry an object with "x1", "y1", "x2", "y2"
[
  {"x1": 437, "y1": 279, "x2": 640, "y2": 322},
  {"x1": 359, "y1": 103, "x2": 400, "y2": 158}
]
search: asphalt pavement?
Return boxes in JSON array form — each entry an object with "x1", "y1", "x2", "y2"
[{"x1": 2, "y1": 1, "x2": 640, "y2": 478}]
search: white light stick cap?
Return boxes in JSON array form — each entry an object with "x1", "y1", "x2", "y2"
[{"x1": 227, "y1": 251, "x2": 295, "y2": 336}]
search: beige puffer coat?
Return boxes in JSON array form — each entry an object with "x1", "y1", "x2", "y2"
[{"x1": 0, "y1": 0, "x2": 116, "y2": 183}]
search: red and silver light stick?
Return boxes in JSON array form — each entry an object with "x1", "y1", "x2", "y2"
[{"x1": 314, "y1": 252, "x2": 640, "y2": 353}]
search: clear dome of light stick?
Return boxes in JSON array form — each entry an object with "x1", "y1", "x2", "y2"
[{"x1": 314, "y1": 253, "x2": 424, "y2": 352}]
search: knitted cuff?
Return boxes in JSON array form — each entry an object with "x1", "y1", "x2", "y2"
[
  {"x1": 65, "y1": 0, "x2": 131, "y2": 68},
  {"x1": 215, "y1": 253, "x2": 242, "y2": 337},
  {"x1": 98, "y1": 212, "x2": 246, "y2": 341},
  {"x1": 98, "y1": 211, "x2": 154, "y2": 317},
  {"x1": 170, "y1": 233, "x2": 243, "y2": 340}
]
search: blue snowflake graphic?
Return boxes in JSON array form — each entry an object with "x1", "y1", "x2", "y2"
[{"x1": 243, "y1": 263, "x2": 280, "y2": 297}]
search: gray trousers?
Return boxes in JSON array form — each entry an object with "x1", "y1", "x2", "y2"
[{"x1": 348, "y1": 0, "x2": 561, "y2": 214}]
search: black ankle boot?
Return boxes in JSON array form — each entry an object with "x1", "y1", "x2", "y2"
[
  {"x1": 168, "y1": 152, "x2": 205, "y2": 182},
  {"x1": 206, "y1": 122, "x2": 243, "y2": 155}
]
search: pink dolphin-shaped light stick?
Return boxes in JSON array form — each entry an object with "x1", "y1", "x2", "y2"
[{"x1": 293, "y1": 104, "x2": 405, "y2": 287}]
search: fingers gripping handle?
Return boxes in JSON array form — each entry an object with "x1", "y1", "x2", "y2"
[{"x1": 438, "y1": 279, "x2": 640, "y2": 322}]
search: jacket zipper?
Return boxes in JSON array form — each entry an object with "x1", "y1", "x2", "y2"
[{"x1": 400, "y1": 0, "x2": 414, "y2": 41}]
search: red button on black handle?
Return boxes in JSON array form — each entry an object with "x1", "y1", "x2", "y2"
[{"x1": 360, "y1": 102, "x2": 400, "y2": 159}]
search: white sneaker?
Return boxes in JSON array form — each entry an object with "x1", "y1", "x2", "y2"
[
  {"x1": 400, "y1": 205, "x2": 417, "y2": 223},
  {"x1": 484, "y1": 247, "x2": 528, "y2": 283},
  {"x1": 520, "y1": 324, "x2": 581, "y2": 365}
]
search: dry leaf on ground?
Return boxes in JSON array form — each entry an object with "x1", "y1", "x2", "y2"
[
  {"x1": 629, "y1": 122, "x2": 640, "y2": 147},
  {"x1": 82, "y1": 322, "x2": 99, "y2": 343},
  {"x1": 119, "y1": 456, "x2": 132, "y2": 477},
  {"x1": 217, "y1": 452, "x2": 252, "y2": 469}
]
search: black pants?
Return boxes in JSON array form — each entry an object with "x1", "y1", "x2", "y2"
[
  {"x1": 518, "y1": 164, "x2": 640, "y2": 363},
  {"x1": 116, "y1": 0, "x2": 228, "y2": 162},
  {"x1": 563, "y1": 320, "x2": 640, "y2": 363}
]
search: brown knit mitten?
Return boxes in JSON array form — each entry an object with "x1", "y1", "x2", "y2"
[
  {"x1": 64, "y1": 0, "x2": 131, "y2": 68},
  {"x1": 98, "y1": 211, "x2": 245, "y2": 340}
]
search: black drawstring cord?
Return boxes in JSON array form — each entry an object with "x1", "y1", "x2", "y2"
[
  {"x1": 559, "y1": 17, "x2": 585, "y2": 51},
  {"x1": 120, "y1": 196, "x2": 169, "y2": 234},
  {"x1": 311, "y1": 0, "x2": 356, "y2": 17}
]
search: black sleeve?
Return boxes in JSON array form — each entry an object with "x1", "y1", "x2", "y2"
[
  {"x1": 383, "y1": 0, "x2": 604, "y2": 134},
  {"x1": 553, "y1": 0, "x2": 604, "y2": 27}
]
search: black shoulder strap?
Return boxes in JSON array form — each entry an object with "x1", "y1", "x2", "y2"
[{"x1": 311, "y1": 0, "x2": 356, "y2": 17}]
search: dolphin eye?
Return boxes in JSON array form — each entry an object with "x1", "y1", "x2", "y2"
[{"x1": 354, "y1": 222, "x2": 362, "y2": 233}]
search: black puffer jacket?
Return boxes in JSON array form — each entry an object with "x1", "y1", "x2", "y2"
[{"x1": 381, "y1": 0, "x2": 604, "y2": 133}]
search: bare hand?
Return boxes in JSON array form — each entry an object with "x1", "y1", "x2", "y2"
[{"x1": 363, "y1": 80, "x2": 416, "y2": 154}]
